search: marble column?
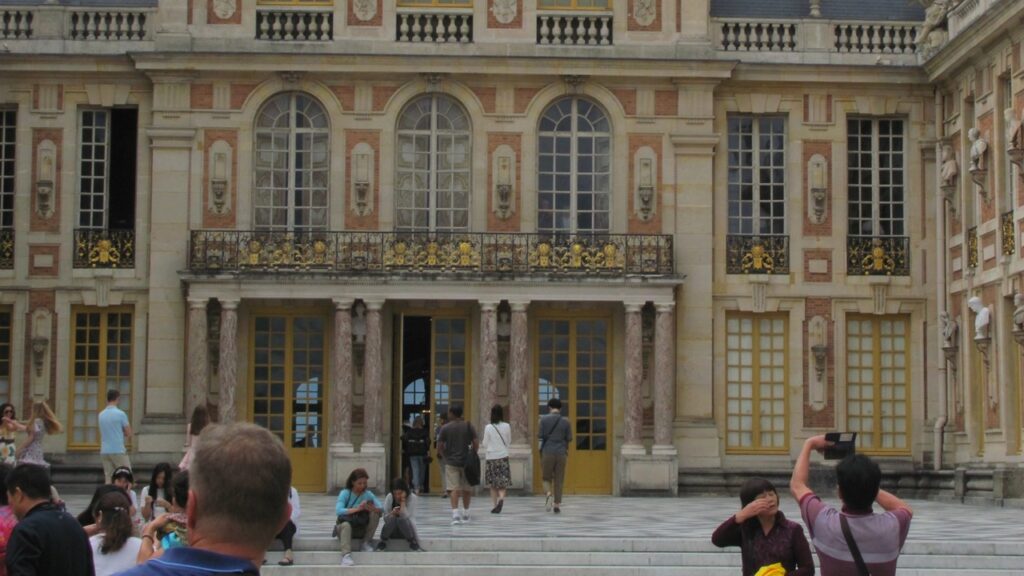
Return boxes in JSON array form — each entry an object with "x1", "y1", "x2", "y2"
[
  {"x1": 186, "y1": 298, "x2": 209, "y2": 419},
  {"x1": 508, "y1": 301, "x2": 530, "y2": 444},
  {"x1": 479, "y1": 301, "x2": 499, "y2": 426},
  {"x1": 653, "y1": 302, "x2": 677, "y2": 451},
  {"x1": 332, "y1": 298, "x2": 354, "y2": 448},
  {"x1": 218, "y1": 299, "x2": 239, "y2": 424},
  {"x1": 624, "y1": 302, "x2": 645, "y2": 451},
  {"x1": 362, "y1": 300, "x2": 384, "y2": 447}
]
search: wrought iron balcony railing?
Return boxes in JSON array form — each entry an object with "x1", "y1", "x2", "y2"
[
  {"x1": 846, "y1": 235, "x2": 910, "y2": 276},
  {"x1": 74, "y1": 228, "x2": 135, "y2": 269},
  {"x1": 1001, "y1": 211, "x2": 1016, "y2": 257},
  {"x1": 725, "y1": 234, "x2": 789, "y2": 274},
  {"x1": 0, "y1": 229, "x2": 12, "y2": 270},
  {"x1": 188, "y1": 230, "x2": 673, "y2": 277}
]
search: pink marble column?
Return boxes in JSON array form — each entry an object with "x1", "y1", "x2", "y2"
[
  {"x1": 654, "y1": 302, "x2": 676, "y2": 449},
  {"x1": 186, "y1": 298, "x2": 208, "y2": 418},
  {"x1": 509, "y1": 301, "x2": 529, "y2": 444},
  {"x1": 479, "y1": 302, "x2": 499, "y2": 426},
  {"x1": 624, "y1": 302, "x2": 644, "y2": 448},
  {"x1": 332, "y1": 299, "x2": 354, "y2": 447},
  {"x1": 218, "y1": 299, "x2": 239, "y2": 424},
  {"x1": 363, "y1": 300, "x2": 384, "y2": 446}
]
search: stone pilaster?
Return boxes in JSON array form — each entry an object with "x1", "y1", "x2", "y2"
[
  {"x1": 479, "y1": 301, "x2": 499, "y2": 426},
  {"x1": 623, "y1": 302, "x2": 645, "y2": 452},
  {"x1": 186, "y1": 298, "x2": 209, "y2": 418},
  {"x1": 362, "y1": 299, "x2": 384, "y2": 447},
  {"x1": 332, "y1": 299, "x2": 354, "y2": 448},
  {"x1": 653, "y1": 302, "x2": 677, "y2": 452},
  {"x1": 218, "y1": 299, "x2": 239, "y2": 424},
  {"x1": 508, "y1": 301, "x2": 530, "y2": 444}
]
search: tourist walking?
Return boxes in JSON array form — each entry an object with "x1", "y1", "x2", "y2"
[
  {"x1": 5, "y1": 463, "x2": 94, "y2": 576},
  {"x1": 0, "y1": 404, "x2": 19, "y2": 465},
  {"x1": 437, "y1": 405, "x2": 477, "y2": 524},
  {"x1": 435, "y1": 414, "x2": 449, "y2": 498},
  {"x1": 334, "y1": 467, "x2": 383, "y2": 567},
  {"x1": 482, "y1": 404, "x2": 511, "y2": 514},
  {"x1": 271, "y1": 486, "x2": 300, "y2": 566},
  {"x1": 98, "y1": 390, "x2": 132, "y2": 483},
  {"x1": 16, "y1": 401, "x2": 61, "y2": 468},
  {"x1": 403, "y1": 416, "x2": 429, "y2": 495},
  {"x1": 539, "y1": 397, "x2": 571, "y2": 514},
  {"x1": 790, "y1": 435, "x2": 913, "y2": 576},
  {"x1": 89, "y1": 490, "x2": 142, "y2": 576},
  {"x1": 376, "y1": 477, "x2": 421, "y2": 551},
  {"x1": 140, "y1": 463, "x2": 174, "y2": 522},
  {"x1": 179, "y1": 405, "x2": 211, "y2": 471},
  {"x1": 712, "y1": 477, "x2": 814, "y2": 575}
]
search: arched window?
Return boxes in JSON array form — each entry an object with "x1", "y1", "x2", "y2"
[
  {"x1": 254, "y1": 93, "x2": 329, "y2": 231},
  {"x1": 395, "y1": 94, "x2": 471, "y2": 232},
  {"x1": 538, "y1": 97, "x2": 611, "y2": 234}
]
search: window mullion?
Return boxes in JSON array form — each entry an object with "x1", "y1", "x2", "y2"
[
  {"x1": 101, "y1": 112, "x2": 111, "y2": 230},
  {"x1": 752, "y1": 121, "x2": 762, "y2": 235},
  {"x1": 570, "y1": 99, "x2": 578, "y2": 235},
  {"x1": 287, "y1": 95, "x2": 298, "y2": 231},
  {"x1": 429, "y1": 96, "x2": 438, "y2": 231},
  {"x1": 871, "y1": 120, "x2": 881, "y2": 237}
]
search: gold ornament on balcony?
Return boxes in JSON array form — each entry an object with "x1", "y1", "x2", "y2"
[
  {"x1": 741, "y1": 241, "x2": 773, "y2": 273},
  {"x1": 861, "y1": 238, "x2": 895, "y2": 274}
]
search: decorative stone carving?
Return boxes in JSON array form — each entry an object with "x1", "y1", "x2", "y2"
[
  {"x1": 969, "y1": 127, "x2": 989, "y2": 201},
  {"x1": 634, "y1": 147, "x2": 656, "y2": 221},
  {"x1": 807, "y1": 154, "x2": 828, "y2": 224},
  {"x1": 1008, "y1": 109, "x2": 1024, "y2": 170},
  {"x1": 35, "y1": 140, "x2": 56, "y2": 219},
  {"x1": 940, "y1": 310, "x2": 959, "y2": 379},
  {"x1": 633, "y1": 0, "x2": 656, "y2": 27},
  {"x1": 491, "y1": 0, "x2": 517, "y2": 25},
  {"x1": 940, "y1": 143, "x2": 959, "y2": 216},
  {"x1": 351, "y1": 143, "x2": 374, "y2": 217},
  {"x1": 208, "y1": 141, "x2": 232, "y2": 215},
  {"x1": 808, "y1": 315, "x2": 828, "y2": 410},
  {"x1": 30, "y1": 309, "x2": 52, "y2": 398},
  {"x1": 353, "y1": 0, "x2": 377, "y2": 23},
  {"x1": 212, "y1": 0, "x2": 237, "y2": 20},
  {"x1": 968, "y1": 296, "x2": 990, "y2": 340},
  {"x1": 492, "y1": 145, "x2": 516, "y2": 220},
  {"x1": 1012, "y1": 293, "x2": 1024, "y2": 351},
  {"x1": 915, "y1": 0, "x2": 951, "y2": 51}
]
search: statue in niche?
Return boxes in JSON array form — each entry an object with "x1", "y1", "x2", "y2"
[
  {"x1": 969, "y1": 128, "x2": 988, "y2": 172},
  {"x1": 967, "y1": 296, "x2": 990, "y2": 340},
  {"x1": 1014, "y1": 293, "x2": 1024, "y2": 332},
  {"x1": 1008, "y1": 109, "x2": 1024, "y2": 152},
  {"x1": 914, "y1": 0, "x2": 951, "y2": 50},
  {"x1": 940, "y1": 144, "x2": 958, "y2": 187},
  {"x1": 939, "y1": 310, "x2": 958, "y2": 348}
]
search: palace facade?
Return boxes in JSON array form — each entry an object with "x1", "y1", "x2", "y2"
[{"x1": 0, "y1": 0, "x2": 1021, "y2": 498}]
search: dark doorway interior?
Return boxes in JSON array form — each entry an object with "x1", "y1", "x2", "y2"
[
  {"x1": 108, "y1": 108, "x2": 137, "y2": 231},
  {"x1": 400, "y1": 316, "x2": 431, "y2": 491}
]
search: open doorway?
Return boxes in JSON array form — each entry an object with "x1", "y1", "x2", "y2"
[{"x1": 399, "y1": 316, "x2": 431, "y2": 493}]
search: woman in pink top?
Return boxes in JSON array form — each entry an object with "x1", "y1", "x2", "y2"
[{"x1": 0, "y1": 463, "x2": 20, "y2": 575}]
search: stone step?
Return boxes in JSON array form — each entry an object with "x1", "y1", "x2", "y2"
[
  {"x1": 255, "y1": 565, "x2": 1018, "y2": 576},
  {"x1": 261, "y1": 549, "x2": 1021, "y2": 569}
]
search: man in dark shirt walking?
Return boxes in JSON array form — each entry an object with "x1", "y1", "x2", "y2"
[
  {"x1": 6, "y1": 463, "x2": 94, "y2": 576},
  {"x1": 437, "y1": 405, "x2": 477, "y2": 525}
]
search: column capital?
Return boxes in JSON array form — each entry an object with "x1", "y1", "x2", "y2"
[
  {"x1": 219, "y1": 298, "x2": 240, "y2": 311},
  {"x1": 624, "y1": 301, "x2": 645, "y2": 314},
  {"x1": 479, "y1": 300, "x2": 500, "y2": 312},
  {"x1": 187, "y1": 297, "x2": 208, "y2": 309},
  {"x1": 655, "y1": 301, "x2": 676, "y2": 313},
  {"x1": 333, "y1": 298, "x2": 355, "y2": 311},
  {"x1": 509, "y1": 300, "x2": 530, "y2": 312},
  {"x1": 362, "y1": 298, "x2": 385, "y2": 311}
]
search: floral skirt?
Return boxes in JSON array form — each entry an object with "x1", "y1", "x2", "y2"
[{"x1": 485, "y1": 457, "x2": 511, "y2": 489}]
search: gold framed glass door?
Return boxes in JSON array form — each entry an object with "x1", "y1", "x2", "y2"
[
  {"x1": 251, "y1": 313, "x2": 327, "y2": 491},
  {"x1": 428, "y1": 316, "x2": 470, "y2": 493},
  {"x1": 533, "y1": 317, "x2": 612, "y2": 494}
]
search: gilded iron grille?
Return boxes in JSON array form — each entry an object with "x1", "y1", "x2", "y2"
[
  {"x1": 725, "y1": 234, "x2": 789, "y2": 274},
  {"x1": 0, "y1": 230, "x2": 11, "y2": 270},
  {"x1": 1001, "y1": 211, "x2": 1016, "y2": 257},
  {"x1": 74, "y1": 229, "x2": 135, "y2": 268},
  {"x1": 846, "y1": 236, "x2": 909, "y2": 276},
  {"x1": 966, "y1": 226, "x2": 978, "y2": 269},
  {"x1": 188, "y1": 230, "x2": 673, "y2": 277}
]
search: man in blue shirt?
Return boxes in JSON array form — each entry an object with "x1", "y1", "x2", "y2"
[
  {"x1": 98, "y1": 389, "x2": 132, "y2": 482},
  {"x1": 118, "y1": 423, "x2": 292, "y2": 575}
]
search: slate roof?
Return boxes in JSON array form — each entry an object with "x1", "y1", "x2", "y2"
[{"x1": 711, "y1": 0, "x2": 926, "y2": 22}]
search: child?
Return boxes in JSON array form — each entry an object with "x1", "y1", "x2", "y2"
[{"x1": 137, "y1": 470, "x2": 189, "y2": 563}]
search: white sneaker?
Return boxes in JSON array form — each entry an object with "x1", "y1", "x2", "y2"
[
  {"x1": 461, "y1": 512, "x2": 470, "y2": 523},
  {"x1": 360, "y1": 540, "x2": 375, "y2": 552},
  {"x1": 341, "y1": 553, "x2": 355, "y2": 567},
  {"x1": 451, "y1": 516, "x2": 462, "y2": 525},
  {"x1": 545, "y1": 493, "x2": 553, "y2": 512}
]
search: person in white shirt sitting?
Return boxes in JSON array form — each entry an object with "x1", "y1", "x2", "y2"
[
  {"x1": 90, "y1": 490, "x2": 143, "y2": 576},
  {"x1": 375, "y1": 478, "x2": 421, "y2": 552},
  {"x1": 271, "y1": 486, "x2": 300, "y2": 566}
]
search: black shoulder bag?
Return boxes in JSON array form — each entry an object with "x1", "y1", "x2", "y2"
[
  {"x1": 539, "y1": 415, "x2": 560, "y2": 452},
  {"x1": 840, "y1": 514, "x2": 872, "y2": 576}
]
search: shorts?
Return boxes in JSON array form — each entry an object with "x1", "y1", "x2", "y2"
[{"x1": 445, "y1": 464, "x2": 471, "y2": 491}]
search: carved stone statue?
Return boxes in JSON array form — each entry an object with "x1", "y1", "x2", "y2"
[
  {"x1": 969, "y1": 128, "x2": 988, "y2": 172},
  {"x1": 968, "y1": 296, "x2": 990, "y2": 340},
  {"x1": 915, "y1": 0, "x2": 949, "y2": 49},
  {"x1": 1014, "y1": 293, "x2": 1024, "y2": 332},
  {"x1": 1009, "y1": 109, "x2": 1024, "y2": 152},
  {"x1": 940, "y1": 144, "x2": 958, "y2": 187},
  {"x1": 939, "y1": 310, "x2": 959, "y2": 348}
]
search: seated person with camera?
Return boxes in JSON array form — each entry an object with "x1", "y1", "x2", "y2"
[{"x1": 790, "y1": 434, "x2": 913, "y2": 576}]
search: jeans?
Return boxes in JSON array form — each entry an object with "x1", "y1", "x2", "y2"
[
  {"x1": 410, "y1": 455, "x2": 426, "y2": 492},
  {"x1": 381, "y1": 514, "x2": 418, "y2": 546}
]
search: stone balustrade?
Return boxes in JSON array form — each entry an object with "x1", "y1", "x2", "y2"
[
  {"x1": 396, "y1": 10, "x2": 472, "y2": 43},
  {"x1": 1, "y1": 9, "x2": 32, "y2": 40},
  {"x1": 833, "y1": 22, "x2": 918, "y2": 54},
  {"x1": 537, "y1": 13, "x2": 612, "y2": 46},
  {"x1": 67, "y1": 9, "x2": 151, "y2": 41},
  {"x1": 716, "y1": 20, "x2": 798, "y2": 52},
  {"x1": 256, "y1": 8, "x2": 333, "y2": 42}
]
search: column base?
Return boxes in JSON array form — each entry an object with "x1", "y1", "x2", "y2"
[
  {"x1": 506, "y1": 444, "x2": 534, "y2": 493},
  {"x1": 328, "y1": 442, "x2": 387, "y2": 493},
  {"x1": 621, "y1": 443, "x2": 647, "y2": 456},
  {"x1": 677, "y1": 418, "x2": 722, "y2": 469},
  {"x1": 619, "y1": 450, "x2": 679, "y2": 496}
]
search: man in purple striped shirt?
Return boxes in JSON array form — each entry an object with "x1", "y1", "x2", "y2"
[{"x1": 790, "y1": 435, "x2": 913, "y2": 576}]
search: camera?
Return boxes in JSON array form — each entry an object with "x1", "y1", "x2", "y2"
[{"x1": 824, "y1": 432, "x2": 857, "y2": 460}]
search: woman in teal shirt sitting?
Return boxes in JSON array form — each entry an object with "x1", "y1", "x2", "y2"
[{"x1": 334, "y1": 468, "x2": 383, "y2": 567}]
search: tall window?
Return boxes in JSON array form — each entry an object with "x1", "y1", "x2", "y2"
[
  {"x1": 395, "y1": 94, "x2": 471, "y2": 232},
  {"x1": 1002, "y1": 75, "x2": 1016, "y2": 206},
  {"x1": 78, "y1": 109, "x2": 137, "y2": 230},
  {"x1": 848, "y1": 118, "x2": 905, "y2": 237},
  {"x1": 538, "y1": 97, "x2": 611, "y2": 234},
  {"x1": 846, "y1": 315, "x2": 910, "y2": 453},
  {"x1": 725, "y1": 314, "x2": 788, "y2": 452},
  {"x1": 254, "y1": 93, "x2": 329, "y2": 231},
  {"x1": 0, "y1": 109, "x2": 13, "y2": 230},
  {"x1": 727, "y1": 116, "x2": 786, "y2": 235},
  {"x1": 70, "y1": 309, "x2": 133, "y2": 449},
  {"x1": 0, "y1": 310, "x2": 10, "y2": 405}
]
